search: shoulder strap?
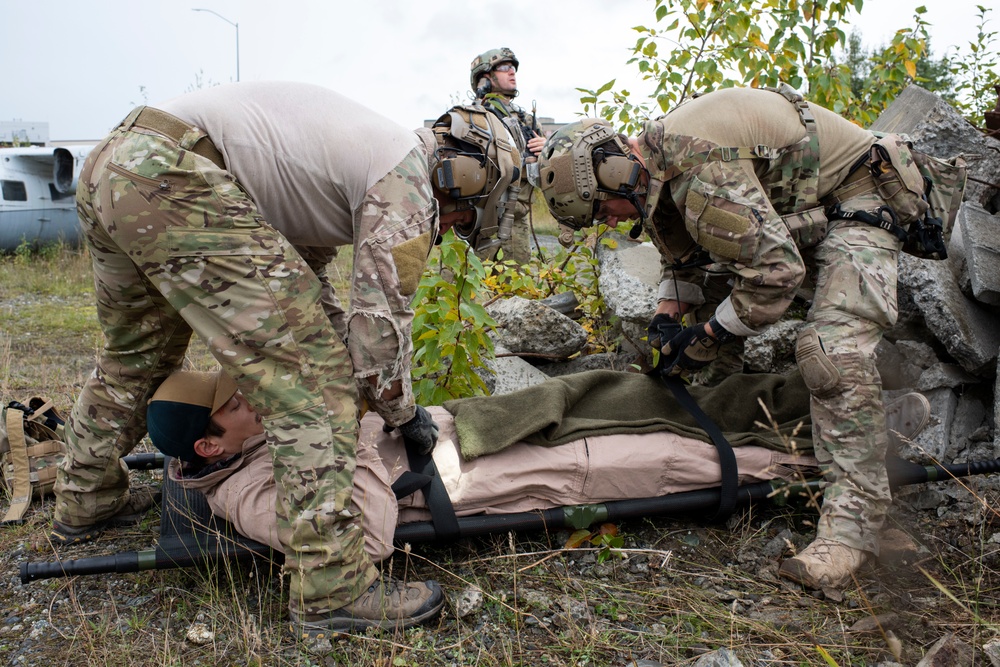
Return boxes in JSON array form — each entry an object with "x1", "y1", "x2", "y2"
[{"x1": 2, "y1": 406, "x2": 33, "y2": 524}]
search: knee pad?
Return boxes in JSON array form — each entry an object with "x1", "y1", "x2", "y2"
[{"x1": 796, "y1": 329, "x2": 841, "y2": 395}]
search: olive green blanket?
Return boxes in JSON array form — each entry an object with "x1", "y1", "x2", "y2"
[{"x1": 443, "y1": 370, "x2": 813, "y2": 460}]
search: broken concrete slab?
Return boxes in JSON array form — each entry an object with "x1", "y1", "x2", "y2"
[
  {"x1": 898, "y1": 253, "x2": 1000, "y2": 374},
  {"x1": 959, "y1": 202, "x2": 1000, "y2": 306}
]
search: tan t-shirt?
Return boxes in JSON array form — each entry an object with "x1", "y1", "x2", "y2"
[
  {"x1": 159, "y1": 81, "x2": 418, "y2": 248},
  {"x1": 657, "y1": 87, "x2": 873, "y2": 196}
]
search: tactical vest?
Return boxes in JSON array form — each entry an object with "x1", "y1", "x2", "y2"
[
  {"x1": 480, "y1": 95, "x2": 535, "y2": 160},
  {"x1": 643, "y1": 84, "x2": 828, "y2": 263}
]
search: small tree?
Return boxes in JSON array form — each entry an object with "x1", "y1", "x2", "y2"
[
  {"x1": 948, "y1": 5, "x2": 999, "y2": 128},
  {"x1": 578, "y1": 0, "x2": 932, "y2": 131},
  {"x1": 410, "y1": 231, "x2": 496, "y2": 404}
]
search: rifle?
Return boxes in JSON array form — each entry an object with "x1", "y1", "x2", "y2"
[{"x1": 19, "y1": 454, "x2": 1000, "y2": 583}]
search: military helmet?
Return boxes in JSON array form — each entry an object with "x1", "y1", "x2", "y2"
[
  {"x1": 537, "y1": 118, "x2": 644, "y2": 230},
  {"x1": 470, "y1": 47, "x2": 519, "y2": 91},
  {"x1": 430, "y1": 105, "x2": 521, "y2": 247}
]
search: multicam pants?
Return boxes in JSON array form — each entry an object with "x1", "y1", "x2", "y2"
[
  {"x1": 803, "y1": 191, "x2": 902, "y2": 555},
  {"x1": 56, "y1": 106, "x2": 434, "y2": 614}
]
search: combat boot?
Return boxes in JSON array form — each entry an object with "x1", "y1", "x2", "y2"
[
  {"x1": 778, "y1": 538, "x2": 869, "y2": 589},
  {"x1": 885, "y1": 392, "x2": 931, "y2": 450},
  {"x1": 288, "y1": 577, "x2": 444, "y2": 639},
  {"x1": 50, "y1": 484, "x2": 161, "y2": 546}
]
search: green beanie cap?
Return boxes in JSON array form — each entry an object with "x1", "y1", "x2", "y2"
[{"x1": 146, "y1": 370, "x2": 238, "y2": 461}]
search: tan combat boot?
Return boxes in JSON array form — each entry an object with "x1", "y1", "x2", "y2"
[
  {"x1": 885, "y1": 392, "x2": 930, "y2": 450},
  {"x1": 778, "y1": 538, "x2": 869, "y2": 589},
  {"x1": 289, "y1": 577, "x2": 444, "y2": 639}
]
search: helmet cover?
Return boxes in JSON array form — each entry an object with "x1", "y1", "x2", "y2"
[
  {"x1": 470, "y1": 47, "x2": 519, "y2": 91},
  {"x1": 537, "y1": 118, "x2": 643, "y2": 229}
]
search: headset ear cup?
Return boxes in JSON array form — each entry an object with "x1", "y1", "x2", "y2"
[
  {"x1": 434, "y1": 156, "x2": 488, "y2": 199},
  {"x1": 595, "y1": 155, "x2": 641, "y2": 192}
]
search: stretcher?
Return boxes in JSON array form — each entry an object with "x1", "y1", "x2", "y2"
[{"x1": 19, "y1": 454, "x2": 999, "y2": 583}]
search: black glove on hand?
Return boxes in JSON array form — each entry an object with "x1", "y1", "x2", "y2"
[
  {"x1": 660, "y1": 317, "x2": 735, "y2": 377},
  {"x1": 646, "y1": 313, "x2": 683, "y2": 371},
  {"x1": 396, "y1": 405, "x2": 440, "y2": 455}
]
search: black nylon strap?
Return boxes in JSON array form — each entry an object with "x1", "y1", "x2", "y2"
[
  {"x1": 394, "y1": 448, "x2": 461, "y2": 541},
  {"x1": 660, "y1": 374, "x2": 739, "y2": 522},
  {"x1": 391, "y1": 471, "x2": 432, "y2": 500}
]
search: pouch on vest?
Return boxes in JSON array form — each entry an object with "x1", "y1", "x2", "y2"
[
  {"x1": 869, "y1": 135, "x2": 929, "y2": 225},
  {"x1": 906, "y1": 150, "x2": 968, "y2": 259},
  {"x1": 781, "y1": 206, "x2": 829, "y2": 249},
  {"x1": 1, "y1": 398, "x2": 66, "y2": 524},
  {"x1": 868, "y1": 135, "x2": 967, "y2": 261}
]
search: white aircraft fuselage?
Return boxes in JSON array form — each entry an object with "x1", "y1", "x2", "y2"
[{"x1": 0, "y1": 144, "x2": 94, "y2": 252}]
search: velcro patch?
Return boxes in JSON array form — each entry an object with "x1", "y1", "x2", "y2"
[
  {"x1": 391, "y1": 232, "x2": 432, "y2": 295},
  {"x1": 548, "y1": 155, "x2": 577, "y2": 194},
  {"x1": 685, "y1": 190, "x2": 750, "y2": 260},
  {"x1": 697, "y1": 234, "x2": 742, "y2": 260},
  {"x1": 702, "y1": 204, "x2": 751, "y2": 236}
]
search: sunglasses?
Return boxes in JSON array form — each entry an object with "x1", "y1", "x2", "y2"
[{"x1": 493, "y1": 63, "x2": 516, "y2": 73}]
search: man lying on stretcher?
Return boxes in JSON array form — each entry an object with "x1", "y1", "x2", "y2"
[{"x1": 144, "y1": 368, "x2": 929, "y2": 564}]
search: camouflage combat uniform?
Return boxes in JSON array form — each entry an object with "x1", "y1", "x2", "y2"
[
  {"x1": 640, "y1": 85, "x2": 904, "y2": 555},
  {"x1": 56, "y1": 82, "x2": 437, "y2": 615},
  {"x1": 477, "y1": 93, "x2": 535, "y2": 264}
]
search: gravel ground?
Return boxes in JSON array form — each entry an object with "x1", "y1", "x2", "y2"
[{"x1": 3, "y1": 465, "x2": 1000, "y2": 666}]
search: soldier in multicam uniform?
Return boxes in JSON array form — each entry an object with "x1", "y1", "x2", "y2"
[
  {"x1": 536, "y1": 85, "x2": 935, "y2": 590},
  {"x1": 52, "y1": 82, "x2": 519, "y2": 637},
  {"x1": 470, "y1": 47, "x2": 550, "y2": 262}
]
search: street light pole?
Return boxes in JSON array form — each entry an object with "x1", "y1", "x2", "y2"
[{"x1": 192, "y1": 8, "x2": 240, "y2": 82}]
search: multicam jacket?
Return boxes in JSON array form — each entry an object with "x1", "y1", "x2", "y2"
[{"x1": 639, "y1": 86, "x2": 876, "y2": 336}]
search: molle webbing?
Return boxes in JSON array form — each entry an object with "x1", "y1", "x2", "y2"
[{"x1": 655, "y1": 84, "x2": 819, "y2": 193}]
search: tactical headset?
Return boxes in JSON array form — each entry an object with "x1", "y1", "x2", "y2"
[{"x1": 430, "y1": 105, "x2": 520, "y2": 249}]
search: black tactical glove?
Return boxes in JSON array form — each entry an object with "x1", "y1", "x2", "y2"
[
  {"x1": 646, "y1": 313, "x2": 684, "y2": 371},
  {"x1": 660, "y1": 317, "x2": 736, "y2": 377},
  {"x1": 395, "y1": 405, "x2": 440, "y2": 455}
]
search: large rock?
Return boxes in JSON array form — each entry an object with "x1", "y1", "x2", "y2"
[
  {"x1": 959, "y1": 202, "x2": 1000, "y2": 306},
  {"x1": 871, "y1": 84, "x2": 1000, "y2": 212},
  {"x1": 486, "y1": 296, "x2": 588, "y2": 359},
  {"x1": 596, "y1": 234, "x2": 659, "y2": 326},
  {"x1": 597, "y1": 234, "x2": 662, "y2": 363},
  {"x1": 897, "y1": 253, "x2": 1000, "y2": 374},
  {"x1": 478, "y1": 345, "x2": 550, "y2": 396},
  {"x1": 743, "y1": 319, "x2": 804, "y2": 373}
]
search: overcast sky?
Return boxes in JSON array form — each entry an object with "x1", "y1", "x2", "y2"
[{"x1": 1, "y1": 0, "x2": 989, "y2": 142}]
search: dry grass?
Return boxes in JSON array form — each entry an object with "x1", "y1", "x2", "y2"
[{"x1": 2, "y1": 242, "x2": 999, "y2": 665}]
